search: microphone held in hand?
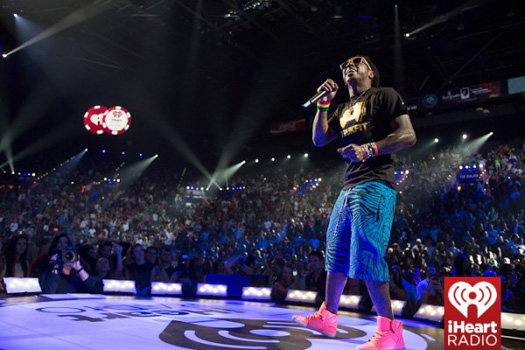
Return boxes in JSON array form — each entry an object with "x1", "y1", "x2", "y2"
[{"x1": 301, "y1": 90, "x2": 328, "y2": 108}]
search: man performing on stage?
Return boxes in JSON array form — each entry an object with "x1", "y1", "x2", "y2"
[{"x1": 293, "y1": 56, "x2": 416, "y2": 349}]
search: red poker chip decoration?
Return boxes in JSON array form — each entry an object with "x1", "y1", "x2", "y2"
[
  {"x1": 83, "y1": 105, "x2": 107, "y2": 135},
  {"x1": 103, "y1": 106, "x2": 132, "y2": 135},
  {"x1": 83, "y1": 105, "x2": 132, "y2": 135}
]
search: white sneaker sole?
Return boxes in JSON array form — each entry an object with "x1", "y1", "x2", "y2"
[
  {"x1": 356, "y1": 347, "x2": 407, "y2": 350},
  {"x1": 356, "y1": 344, "x2": 406, "y2": 349},
  {"x1": 291, "y1": 316, "x2": 337, "y2": 338}
]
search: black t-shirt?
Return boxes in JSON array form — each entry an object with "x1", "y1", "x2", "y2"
[
  {"x1": 329, "y1": 87, "x2": 408, "y2": 189},
  {"x1": 305, "y1": 269, "x2": 327, "y2": 297},
  {"x1": 127, "y1": 262, "x2": 154, "y2": 289}
]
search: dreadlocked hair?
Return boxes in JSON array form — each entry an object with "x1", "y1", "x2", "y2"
[{"x1": 363, "y1": 56, "x2": 381, "y2": 88}]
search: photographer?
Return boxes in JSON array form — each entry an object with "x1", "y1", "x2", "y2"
[
  {"x1": 416, "y1": 262, "x2": 444, "y2": 308},
  {"x1": 304, "y1": 251, "x2": 327, "y2": 307},
  {"x1": 39, "y1": 247, "x2": 103, "y2": 294}
]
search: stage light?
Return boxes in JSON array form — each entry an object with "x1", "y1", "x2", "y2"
[
  {"x1": 32, "y1": 173, "x2": 35, "y2": 177},
  {"x1": 332, "y1": 5, "x2": 344, "y2": 19},
  {"x1": 186, "y1": 186, "x2": 189, "y2": 190},
  {"x1": 103, "y1": 279, "x2": 136, "y2": 293},
  {"x1": 287, "y1": 155, "x2": 291, "y2": 159},
  {"x1": 404, "y1": 33, "x2": 410, "y2": 38},
  {"x1": 459, "y1": 166, "x2": 463, "y2": 170},
  {"x1": 434, "y1": 138, "x2": 439, "y2": 143},
  {"x1": 242, "y1": 160, "x2": 246, "y2": 164},
  {"x1": 271, "y1": 157, "x2": 275, "y2": 162},
  {"x1": 502, "y1": 313, "x2": 525, "y2": 331},
  {"x1": 489, "y1": 132, "x2": 494, "y2": 135},
  {"x1": 304, "y1": 153, "x2": 308, "y2": 158},
  {"x1": 339, "y1": 295, "x2": 362, "y2": 310},
  {"x1": 197, "y1": 283, "x2": 227, "y2": 297},
  {"x1": 139, "y1": 153, "x2": 143, "y2": 157},
  {"x1": 2, "y1": 54, "x2": 7, "y2": 58},
  {"x1": 154, "y1": 154, "x2": 158, "y2": 158},
  {"x1": 4, "y1": 278, "x2": 41, "y2": 294},
  {"x1": 255, "y1": 159, "x2": 259, "y2": 163},
  {"x1": 152, "y1": 282, "x2": 182, "y2": 295},
  {"x1": 121, "y1": 151, "x2": 125, "y2": 155},
  {"x1": 14, "y1": 14, "x2": 18, "y2": 18},
  {"x1": 102, "y1": 149, "x2": 105, "y2": 153},
  {"x1": 242, "y1": 287, "x2": 272, "y2": 300},
  {"x1": 462, "y1": 134, "x2": 468, "y2": 139},
  {"x1": 84, "y1": 148, "x2": 88, "y2": 152},
  {"x1": 286, "y1": 289, "x2": 317, "y2": 303},
  {"x1": 414, "y1": 305, "x2": 444, "y2": 323}
]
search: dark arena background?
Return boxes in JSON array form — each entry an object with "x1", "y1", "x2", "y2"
[{"x1": 0, "y1": 1, "x2": 524, "y2": 349}]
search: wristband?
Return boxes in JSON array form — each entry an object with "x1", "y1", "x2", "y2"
[
  {"x1": 77, "y1": 267, "x2": 84, "y2": 273},
  {"x1": 316, "y1": 100, "x2": 331, "y2": 111},
  {"x1": 360, "y1": 145, "x2": 367, "y2": 162},
  {"x1": 361, "y1": 143, "x2": 378, "y2": 162},
  {"x1": 372, "y1": 142, "x2": 379, "y2": 157}
]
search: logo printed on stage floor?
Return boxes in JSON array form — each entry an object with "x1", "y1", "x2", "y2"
[{"x1": 445, "y1": 277, "x2": 501, "y2": 350}]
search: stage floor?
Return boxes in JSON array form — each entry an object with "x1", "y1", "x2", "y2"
[{"x1": 0, "y1": 294, "x2": 521, "y2": 349}]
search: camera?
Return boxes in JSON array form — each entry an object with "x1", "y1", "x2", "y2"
[{"x1": 55, "y1": 246, "x2": 78, "y2": 266}]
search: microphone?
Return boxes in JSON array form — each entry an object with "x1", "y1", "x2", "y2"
[{"x1": 301, "y1": 90, "x2": 328, "y2": 108}]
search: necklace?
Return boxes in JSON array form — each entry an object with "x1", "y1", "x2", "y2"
[{"x1": 348, "y1": 89, "x2": 369, "y2": 114}]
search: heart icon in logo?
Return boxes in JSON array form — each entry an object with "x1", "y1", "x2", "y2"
[
  {"x1": 448, "y1": 281, "x2": 497, "y2": 318},
  {"x1": 90, "y1": 113, "x2": 104, "y2": 126}
]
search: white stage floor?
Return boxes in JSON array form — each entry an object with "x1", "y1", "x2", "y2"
[{"x1": 0, "y1": 294, "x2": 446, "y2": 349}]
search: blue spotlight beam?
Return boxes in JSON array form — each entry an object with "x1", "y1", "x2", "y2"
[
  {"x1": 0, "y1": 121, "x2": 80, "y2": 169},
  {"x1": 211, "y1": 59, "x2": 292, "y2": 180},
  {"x1": 460, "y1": 132, "x2": 493, "y2": 156},
  {"x1": 0, "y1": 84, "x2": 60, "y2": 153},
  {"x1": 36, "y1": 149, "x2": 87, "y2": 181},
  {"x1": 406, "y1": 0, "x2": 490, "y2": 37},
  {"x1": 207, "y1": 161, "x2": 245, "y2": 189},
  {"x1": 5, "y1": 148, "x2": 14, "y2": 173},
  {"x1": 4, "y1": 1, "x2": 110, "y2": 57},
  {"x1": 113, "y1": 156, "x2": 157, "y2": 190},
  {"x1": 143, "y1": 106, "x2": 221, "y2": 189}
]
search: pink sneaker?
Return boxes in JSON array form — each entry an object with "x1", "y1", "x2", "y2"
[
  {"x1": 357, "y1": 316, "x2": 405, "y2": 349},
  {"x1": 292, "y1": 302, "x2": 338, "y2": 338}
]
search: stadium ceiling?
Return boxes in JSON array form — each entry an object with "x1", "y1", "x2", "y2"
[
  {"x1": 2, "y1": 0, "x2": 523, "y2": 91},
  {"x1": 0, "y1": 0, "x2": 524, "y2": 164}
]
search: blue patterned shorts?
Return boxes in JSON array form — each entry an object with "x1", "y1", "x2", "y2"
[{"x1": 325, "y1": 182, "x2": 397, "y2": 282}]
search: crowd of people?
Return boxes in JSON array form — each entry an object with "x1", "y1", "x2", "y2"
[{"x1": 0, "y1": 139, "x2": 524, "y2": 316}]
